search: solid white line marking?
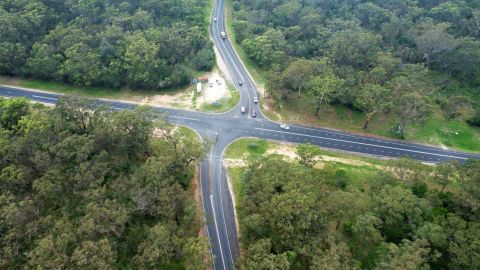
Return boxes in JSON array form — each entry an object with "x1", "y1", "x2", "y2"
[
  {"x1": 216, "y1": 162, "x2": 235, "y2": 269},
  {"x1": 210, "y1": 195, "x2": 227, "y2": 270},
  {"x1": 254, "y1": 128, "x2": 467, "y2": 160},
  {"x1": 168, "y1": 115, "x2": 201, "y2": 121},
  {"x1": 32, "y1": 95, "x2": 57, "y2": 101}
]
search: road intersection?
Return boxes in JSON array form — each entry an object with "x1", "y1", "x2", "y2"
[{"x1": 1, "y1": 0, "x2": 479, "y2": 268}]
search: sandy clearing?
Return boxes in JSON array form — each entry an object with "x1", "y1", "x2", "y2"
[
  {"x1": 130, "y1": 68, "x2": 230, "y2": 109},
  {"x1": 224, "y1": 158, "x2": 247, "y2": 168},
  {"x1": 201, "y1": 70, "x2": 230, "y2": 104}
]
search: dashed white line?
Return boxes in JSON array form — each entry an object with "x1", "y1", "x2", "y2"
[{"x1": 32, "y1": 95, "x2": 57, "y2": 101}]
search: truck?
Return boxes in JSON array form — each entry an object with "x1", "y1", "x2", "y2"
[{"x1": 220, "y1": 31, "x2": 226, "y2": 39}]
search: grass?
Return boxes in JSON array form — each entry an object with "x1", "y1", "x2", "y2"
[
  {"x1": 176, "y1": 126, "x2": 201, "y2": 143},
  {"x1": 225, "y1": 138, "x2": 269, "y2": 159},
  {"x1": 199, "y1": 82, "x2": 240, "y2": 112}
]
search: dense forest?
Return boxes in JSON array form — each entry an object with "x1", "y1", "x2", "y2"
[
  {"x1": 0, "y1": 0, "x2": 215, "y2": 89},
  {"x1": 237, "y1": 146, "x2": 480, "y2": 269},
  {"x1": 232, "y1": 0, "x2": 480, "y2": 137},
  {"x1": 0, "y1": 97, "x2": 210, "y2": 269}
]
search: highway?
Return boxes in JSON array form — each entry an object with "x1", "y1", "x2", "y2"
[{"x1": 1, "y1": 0, "x2": 480, "y2": 269}]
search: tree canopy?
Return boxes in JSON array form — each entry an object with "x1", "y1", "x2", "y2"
[
  {"x1": 237, "y1": 149, "x2": 480, "y2": 269},
  {"x1": 233, "y1": 0, "x2": 480, "y2": 136},
  {"x1": 0, "y1": 96, "x2": 210, "y2": 269},
  {"x1": 0, "y1": 0, "x2": 215, "y2": 90}
]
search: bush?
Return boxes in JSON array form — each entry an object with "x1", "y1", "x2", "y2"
[
  {"x1": 248, "y1": 143, "x2": 258, "y2": 149},
  {"x1": 467, "y1": 110, "x2": 480, "y2": 127}
]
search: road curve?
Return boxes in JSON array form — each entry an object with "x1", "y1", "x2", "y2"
[{"x1": 1, "y1": 0, "x2": 480, "y2": 268}]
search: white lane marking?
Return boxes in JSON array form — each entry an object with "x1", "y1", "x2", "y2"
[
  {"x1": 216, "y1": 161, "x2": 235, "y2": 269},
  {"x1": 210, "y1": 195, "x2": 227, "y2": 270},
  {"x1": 168, "y1": 115, "x2": 201, "y2": 121},
  {"x1": 197, "y1": 164, "x2": 215, "y2": 269},
  {"x1": 32, "y1": 95, "x2": 57, "y2": 101},
  {"x1": 255, "y1": 128, "x2": 467, "y2": 160}
]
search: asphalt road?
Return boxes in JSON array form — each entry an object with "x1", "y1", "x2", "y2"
[{"x1": 1, "y1": 0, "x2": 480, "y2": 268}]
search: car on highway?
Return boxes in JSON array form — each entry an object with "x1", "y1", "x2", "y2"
[
  {"x1": 253, "y1": 96, "x2": 258, "y2": 103},
  {"x1": 252, "y1": 110, "x2": 256, "y2": 118},
  {"x1": 241, "y1": 106, "x2": 245, "y2": 114},
  {"x1": 280, "y1": 124, "x2": 290, "y2": 130},
  {"x1": 213, "y1": 17, "x2": 217, "y2": 22},
  {"x1": 220, "y1": 31, "x2": 226, "y2": 39},
  {"x1": 238, "y1": 81, "x2": 242, "y2": 86}
]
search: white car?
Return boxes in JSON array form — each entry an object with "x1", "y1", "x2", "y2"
[
  {"x1": 253, "y1": 96, "x2": 258, "y2": 103},
  {"x1": 214, "y1": 17, "x2": 217, "y2": 22},
  {"x1": 280, "y1": 124, "x2": 290, "y2": 130}
]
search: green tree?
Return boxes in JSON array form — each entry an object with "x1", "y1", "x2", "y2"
[
  {"x1": 183, "y1": 237, "x2": 212, "y2": 270},
  {"x1": 0, "y1": 42, "x2": 26, "y2": 75},
  {"x1": 435, "y1": 161, "x2": 459, "y2": 194},
  {"x1": 354, "y1": 84, "x2": 391, "y2": 129},
  {"x1": 458, "y1": 159, "x2": 480, "y2": 214},
  {"x1": 134, "y1": 224, "x2": 179, "y2": 268},
  {"x1": 0, "y1": 97, "x2": 30, "y2": 130},
  {"x1": 282, "y1": 59, "x2": 317, "y2": 96},
  {"x1": 310, "y1": 242, "x2": 359, "y2": 270},
  {"x1": 239, "y1": 239, "x2": 291, "y2": 270},
  {"x1": 442, "y1": 96, "x2": 471, "y2": 119},
  {"x1": 71, "y1": 239, "x2": 117, "y2": 270},
  {"x1": 59, "y1": 43, "x2": 103, "y2": 86},
  {"x1": 374, "y1": 239, "x2": 436, "y2": 270},
  {"x1": 394, "y1": 93, "x2": 429, "y2": 136},
  {"x1": 192, "y1": 47, "x2": 215, "y2": 71},
  {"x1": 414, "y1": 23, "x2": 458, "y2": 67},
  {"x1": 328, "y1": 29, "x2": 380, "y2": 69},
  {"x1": 124, "y1": 35, "x2": 164, "y2": 89},
  {"x1": 296, "y1": 143, "x2": 322, "y2": 168},
  {"x1": 305, "y1": 73, "x2": 344, "y2": 116}
]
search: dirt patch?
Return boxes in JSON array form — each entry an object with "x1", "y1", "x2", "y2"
[
  {"x1": 224, "y1": 158, "x2": 247, "y2": 168},
  {"x1": 267, "y1": 144, "x2": 296, "y2": 160},
  {"x1": 131, "y1": 69, "x2": 230, "y2": 109},
  {"x1": 321, "y1": 156, "x2": 371, "y2": 167},
  {"x1": 199, "y1": 70, "x2": 230, "y2": 105},
  {"x1": 268, "y1": 141, "x2": 376, "y2": 168},
  {"x1": 135, "y1": 90, "x2": 192, "y2": 109}
]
